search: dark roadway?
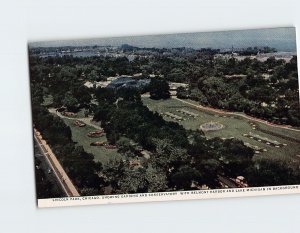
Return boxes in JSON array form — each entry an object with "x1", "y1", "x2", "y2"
[{"x1": 34, "y1": 140, "x2": 65, "y2": 199}]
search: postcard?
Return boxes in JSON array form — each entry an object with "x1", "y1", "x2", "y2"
[{"x1": 28, "y1": 27, "x2": 300, "y2": 208}]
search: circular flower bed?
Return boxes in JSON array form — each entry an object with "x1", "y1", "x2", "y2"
[{"x1": 200, "y1": 121, "x2": 224, "y2": 131}]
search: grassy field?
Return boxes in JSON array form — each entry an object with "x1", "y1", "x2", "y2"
[
  {"x1": 62, "y1": 118, "x2": 122, "y2": 164},
  {"x1": 182, "y1": 98, "x2": 300, "y2": 140},
  {"x1": 143, "y1": 97, "x2": 300, "y2": 163}
]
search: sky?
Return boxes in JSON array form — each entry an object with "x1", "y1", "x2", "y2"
[{"x1": 29, "y1": 27, "x2": 297, "y2": 52}]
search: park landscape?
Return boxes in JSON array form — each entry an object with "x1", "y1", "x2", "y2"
[{"x1": 29, "y1": 28, "x2": 300, "y2": 201}]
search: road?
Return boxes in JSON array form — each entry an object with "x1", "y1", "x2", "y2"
[
  {"x1": 173, "y1": 97, "x2": 300, "y2": 133},
  {"x1": 34, "y1": 140, "x2": 65, "y2": 197},
  {"x1": 34, "y1": 128, "x2": 80, "y2": 197}
]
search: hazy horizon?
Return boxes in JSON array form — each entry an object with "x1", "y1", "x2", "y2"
[{"x1": 29, "y1": 27, "x2": 297, "y2": 52}]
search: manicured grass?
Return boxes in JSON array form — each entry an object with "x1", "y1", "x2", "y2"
[
  {"x1": 62, "y1": 118, "x2": 122, "y2": 164},
  {"x1": 142, "y1": 97, "x2": 300, "y2": 163},
  {"x1": 182, "y1": 98, "x2": 300, "y2": 140}
]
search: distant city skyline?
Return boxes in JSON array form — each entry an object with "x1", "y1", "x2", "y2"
[{"x1": 29, "y1": 27, "x2": 297, "y2": 52}]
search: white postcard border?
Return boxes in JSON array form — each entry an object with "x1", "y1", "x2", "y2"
[{"x1": 38, "y1": 185, "x2": 300, "y2": 208}]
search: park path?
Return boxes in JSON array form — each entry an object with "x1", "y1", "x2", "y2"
[
  {"x1": 173, "y1": 97, "x2": 300, "y2": 133},
  {"x1": 48, "y1": 108, "x2": 102, "y2": 130},
  {"x1": 34, "y1": 128, "x2": 80, "y2": 197}
]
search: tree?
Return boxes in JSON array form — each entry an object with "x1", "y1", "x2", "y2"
[
  {"x1": 62, "y1": 92, "x2": 79, "y2": 112},
  {"x1": 167, "y1": 68, "x2": 186, "y2": 82},
  {"x1": 152, "y1": 139, "x2": 191, "y2": 172},
  {"x1": 119, "y1": 168, "x2": 148, "y2": 193},
  {"x1": 176, "y1": 86, "x2": 188, "y2": 99},
  {"x1": 199, "y1": 77, "x2": 234, "y2": 107},
  {"x1": 187, "y1": 130, "x2": 207, "y2": 158},
  {"x1": 95, "y1": 87, "x2": 116, "y2": 104},
  {"x1": 87, "y1": 70, "x2": 99, "y2": 81},
  {"x1": 246, "y1": 159, "x2": 300, "y2": 186},
  {"x1": 145, "y1": 167, "x2": 168, "y2": 192},
  {"x1": 106, "y1": 128, "x2": 120, "y2": 145},
  {"x1": 73, "y1": 86, "x2": 92, "y2": 107},
  {"x1": 103, "y1": 159, "x2": 126, "y2": 191},
  {"x1": 149, "y1": 78, "x2": 170, "y2": 100},
  {"x1": 116, "y1": 87, "x2": 141, "y2": 103},
  {"x1": 170, "y1": 166, "x2": 201, "y2": 190},
  {"x1": 116, "y1": 137, "x2": 135, "y2": 154},
  {"x1": 214, "y1": 138, "x2": 254, "y2": 177},
  {"x1": 63, "y1": 146, "x2": 103, "y2": 190},
  {"x1": 189, "y1": 88, "x2": 208, "y2": 104}
]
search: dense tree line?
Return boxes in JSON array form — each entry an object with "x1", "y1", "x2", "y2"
[
  {"x1": 178, "y1": 56, "x2": 299, "y2": 126},
  {"x1": 30, "y1": 48, "x2": 299, "y2": 127},
  {"x1": 149, "y1": 78, "x2": 170, "y2": 100}
]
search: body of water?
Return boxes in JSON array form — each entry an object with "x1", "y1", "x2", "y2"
[{"x1": 30, "y1": 27, "x2": 297, "y2": 52}]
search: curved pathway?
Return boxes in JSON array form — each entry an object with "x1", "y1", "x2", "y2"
[{"x1": 48, "y1": 108, "x2": 102, "y2": 130}]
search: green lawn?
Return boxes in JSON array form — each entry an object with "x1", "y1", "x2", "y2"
[
  {"x1": 62, "y1": 118, "x2": 122, "y2": 164},
  {"x1": 143, "y1": 97, "x2": 300, "y2": 163}
]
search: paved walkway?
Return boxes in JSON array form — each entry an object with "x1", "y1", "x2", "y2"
[
  {"x1": 34, "y1": 128, "x2": 80, "y2": 197},
  {"x1": 173, "y1": 97, "x2": 300, "y2": 133},
  {"x1": 48, "y1": 108, "x2": 102, "y2": 130}
]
